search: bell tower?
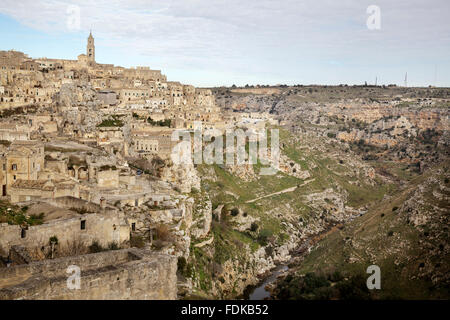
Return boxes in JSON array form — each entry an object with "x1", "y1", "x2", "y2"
[{"x1": 87, "y1": 31, "x2": 95, "y2": 63}]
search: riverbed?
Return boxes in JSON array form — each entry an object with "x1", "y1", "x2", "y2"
[{"x1": 246, "y1": 265, "x2": 289, "y2": 300}]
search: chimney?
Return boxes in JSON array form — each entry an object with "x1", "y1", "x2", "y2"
[{"x1": 100, "y1": 197, "x2": 106, "y2": 210}]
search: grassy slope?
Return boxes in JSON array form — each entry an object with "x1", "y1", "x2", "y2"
[
  {"x1": 187, "y1": 127, "x2": 397, "y2": 297},
  {"x1": 279, "y1": 162, "x2": 450, "y2": 299}
]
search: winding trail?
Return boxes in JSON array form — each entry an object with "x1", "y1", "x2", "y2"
[{"x1": 245, "y1": 178, "x2": 315, "y2": 203}]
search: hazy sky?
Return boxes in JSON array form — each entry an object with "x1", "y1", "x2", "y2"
[{"x1": 1, "y1": 0, "x2": 449, "y2": 87}]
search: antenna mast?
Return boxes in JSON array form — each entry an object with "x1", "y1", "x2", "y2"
[{"x1": 434, "y1": 65, "x2": 437, "y2": 87}]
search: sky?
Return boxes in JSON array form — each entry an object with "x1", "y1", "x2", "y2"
[{"x1": 0, "y1": 0, "x2": 449, "y2": 87}]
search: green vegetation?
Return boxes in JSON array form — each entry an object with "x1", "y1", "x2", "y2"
[
  {"x1": 108, "y1": 241, "x2": 120, "y2": 250},
  {"x1": 277, "y1": 163, "x2": 450, "y2": 299},
  {"x1": 89, "y1": 240, "x2": 122, "y2": 253},
  {"x1": 99, "y1": 165, "x2": 117, "y2": 171},
  {"x1": 49, "y1": 236, "x2": 59, "y2": 245},
  {"x1": 130, "y1": 235, "x2": 145, "y2": 248},
  {"x1": 69, "y1": 207, "x2": 88, "y2": 214},
  {"x1": 88, "y1": 240, "x2": 104, "y2": 253},
  {"x1": 178, "y1": 256, "x2": 194, "y2": 278},
  {"x1": 0, "y1": 201, "x2": 44, "y2": 226},
  {"x1": 0, "y1": 140, "x2": 11, "y2": 147},
  {"x1": 147, "y1": 117, "x2": 171, "y2": 127},
  {"x1": 189, "y1": 124, "x2": 406, "y2": 298},
  {"x1": 97, "y1": 115, "x2": 124, "y2": 127},
  {"x1": 276, "y1": 271, "x2": 372, "y2": 300}
]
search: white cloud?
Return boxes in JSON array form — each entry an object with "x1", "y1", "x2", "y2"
[{"x1": 0, "y1": 0, "x2": 449, "y2": 86}]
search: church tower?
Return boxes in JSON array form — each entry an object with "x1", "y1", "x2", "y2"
[{"x1": 87, "y1": 31, "x2": 95, "y2": 63}]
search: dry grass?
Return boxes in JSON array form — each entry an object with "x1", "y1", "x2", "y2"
[
  {"x1": 54, "y1": 239, "x2": 89, "y2": 258},
  {"x1": 155, "y1": 224, "x2": 173, "y2": 241}
]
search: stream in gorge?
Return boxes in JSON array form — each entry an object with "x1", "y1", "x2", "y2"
[{"x1": 244, "y1": 264, "x2": 289, "y2": 300}]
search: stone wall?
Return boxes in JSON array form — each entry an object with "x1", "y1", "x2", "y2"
[
  {"x1": 97, "y1": 169, "x2": 119, "y2": 188},
  {"x1": 43, "y1": 196, "x2": 115, "y2": 213},
  {"x1": 0, "y1": 201, "x2": 129, "y2": 256},
  {"x1": 0, "y1": 249, "x2": 177, "y2": 300}
]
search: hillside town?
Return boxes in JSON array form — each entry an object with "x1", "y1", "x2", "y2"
[
  {"x1": 0, "y1": 33, "x2": 280, "y2": 299},
  {"x1": 0, "y1": 32, "x2": 448, "y2": 301}
]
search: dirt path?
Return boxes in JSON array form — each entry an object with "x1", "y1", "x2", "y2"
[{"x1": 245, "y1": 178, "x2": 315, "y2": 203}]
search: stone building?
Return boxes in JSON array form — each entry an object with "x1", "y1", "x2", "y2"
[
  {"x1": 132, "y1": 128, "x2": 175, "y2": 159},
  {"x1": 0, "y1": 249, "x2": 176, "y2": 300},
  {"x1": 0, "y1": 124, "x2": 29, "y2": 141},
  {"x1": 0, "y1": 196, "x2": 129, "y2": 256},
  {"x1": 0, "y1": 141, "x2": 44, "y2": 197},
  {"x1": 96, "y1": 167, "x2": 120, "y2": 189},
  {"x1": 8, "y1": 179, "x2": 79, "y2": 203},
  {"x1": 97, "y1": 90, "x2": 117, "y2": 105}
]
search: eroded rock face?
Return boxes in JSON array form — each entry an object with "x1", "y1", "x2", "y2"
[
  {"x1": 160, "y1": 162, "x2": 201, "y2": 193},
  {"x1": 225, "y1": 163, "x2": 257, "y2": 181},
  {"x1": 190, "y1": 197, "x2": 213, "y2": 239}
]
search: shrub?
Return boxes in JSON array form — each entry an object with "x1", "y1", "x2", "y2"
[
  {"x1": 108, "y1": 241, "x2": 119, "y2": 250},
  {"x1": 70, "y1": 207, "x2": 88, "y2": 214},
  {"x1": 335, "y1": 274, "x2": 371, "y2": 300},
  {"x1": 177, "y1": 256, "x2": 187, "y2": 271},
  {"x1": 191, "y1": 187, "x2": 199, "y2": 194},
  {"x1": 257, "y1": 229, "x2": 273, "y2": 245},
  {"x1": 49, "y1": 236, "x2": 59, "y2": 245},
  {"x1": 265, "y1": 245, "x2": 274, "y2": 256},
  {"x1": 250, "y1": 222, "x2": 259, "y2": 232},
  {"x1": 155, "y1": 224, "x2": 172, "y2": 241},
  {"x1": 89, "y1": 240, "x2": 104, "y2": 253},
  {"x1": 152, "y1": 239, "x2": 165, "y2": 250},
  {"x1": 303, "y1": 272, "x2": 330, "y2": 292},
  {"x1": 230, "y1": 208, "x2": 240, "y2": 216},
  {"x1": 130, "y1": 235, "x2": 145, "y2": 248},
  {"x1": 328, "y1": 270, "x2": 344, "y2": 282},
  {"x1": 216, "y1": 182, "x2": 224, "y2": 188},
  {"x1": 57, "y1": 240, "x2": 88, "y2": 257},
  {"x1": 28, "y1": 212, "x2": 45, "y2": 225}
]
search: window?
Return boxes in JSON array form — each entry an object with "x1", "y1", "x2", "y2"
[
  {"x1": 81, "y1": 220, "x2": 86, "y2": 230},
  {"x1": 132, "y1": 223, "x2": 136, "y2": 231},
  {"x1": 13, "y1": 175, "x2": 16, "y2": 180},
  {"x1": 12, "y1": 164, "x2": 17, "y2": 170},
  {"x1": 21, "y1": 228, "x2": 26, "y2": 238}
]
